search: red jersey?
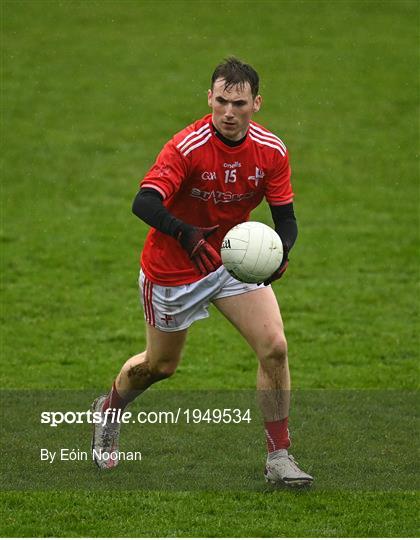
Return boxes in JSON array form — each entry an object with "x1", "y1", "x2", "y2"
[{"x1": 140, "y1": 113, "x2": 294, "y2": 286}]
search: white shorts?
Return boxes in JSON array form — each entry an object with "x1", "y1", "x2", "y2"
[{"x1": 139, "y1": 266, "x2": 266, "y2": 332}]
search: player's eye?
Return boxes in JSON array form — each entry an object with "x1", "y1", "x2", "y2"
[
  {"x1": 234, "y1": 101, "x2": 247, "y2": 107},
  {"x1": 216, "y1": 97, "x2": 228, "y2": 104}
]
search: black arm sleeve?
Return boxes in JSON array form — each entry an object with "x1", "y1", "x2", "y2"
[
  {"x1": 269, "y1": 203, "x2": 298, "y2": 252},
  {"x1": 132, "y1": 188, "x2": 192, "y2": 238}
]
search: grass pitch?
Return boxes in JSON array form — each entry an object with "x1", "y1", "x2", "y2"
[{"x1": 2, "y1": 0, "x2": 419, "y2": 536}]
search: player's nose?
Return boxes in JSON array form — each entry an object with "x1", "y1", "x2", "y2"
[{"x1": 224, "y1": 104, "x2": 234, "y2": 118}]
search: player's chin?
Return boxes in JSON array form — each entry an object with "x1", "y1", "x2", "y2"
[{"x1": 220, "y1": 124, "x2": 240, "y2": 139}]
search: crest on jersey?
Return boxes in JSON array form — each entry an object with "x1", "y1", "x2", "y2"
[{"x1": 248, "y1": 167, "x2": 265, "y2": 186}]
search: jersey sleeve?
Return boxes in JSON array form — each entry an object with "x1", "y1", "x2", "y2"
[
  {"x1": 264, "y1": 149, "x2": 294, "y2": 206},
  {"x1": 140, "y1": 139, "x2": 189, "y2": 200}
]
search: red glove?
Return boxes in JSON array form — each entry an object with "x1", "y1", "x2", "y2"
[
  {"x1": 177, "y1": 225, "x2": 222, "y2": 275},
  {"x1": 262, "y1": 243, "x2": 289, "y2": 286}
]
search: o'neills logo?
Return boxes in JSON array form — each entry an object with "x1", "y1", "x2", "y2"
[{"x1": 223, "y1": 161, "x2": 241, "y2": 168}]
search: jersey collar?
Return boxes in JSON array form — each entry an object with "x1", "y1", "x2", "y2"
[{"x1": 211, "y1": 123, "x2": 248, "y2": 149}]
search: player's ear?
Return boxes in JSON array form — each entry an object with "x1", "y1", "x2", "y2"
[
  {"x1": 207, "y1": 89, "x2": 213, "y2": 108},
  {"x1": 253, "y1": 95, "x2": 262, "y2": 113}
]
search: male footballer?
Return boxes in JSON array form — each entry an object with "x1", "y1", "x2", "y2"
[{"x1": 92, "y1": 57, "x2": 313, "y2": 486}]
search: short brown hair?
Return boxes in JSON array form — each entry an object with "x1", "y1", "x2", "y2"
[{"x1": 211, "y1": 57, "x2": 259, "y2": 98}]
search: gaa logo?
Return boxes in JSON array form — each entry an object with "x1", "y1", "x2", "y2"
[
  {"x1": 201, "y1": 171, "x2": 217, "y2": 181},
  {"x1": 221, "y1": 238, "x2": 231, "y2": 249}
]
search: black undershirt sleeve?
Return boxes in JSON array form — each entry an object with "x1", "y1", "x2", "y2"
[
  {"x1": 132, "y1": 188, "x2": 298, "y2": 251},
  {"x1": 269, "y1": 203, "x2": 298, "y2": 252},
  {"x1": 132, "y1": 188, "x2": 192, "y2": 238}
]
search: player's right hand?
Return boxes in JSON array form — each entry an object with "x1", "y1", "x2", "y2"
[
  {"x1": 261, "y1": 243, "x2": 290, "y2": 285},
  {"x1": 177, "y1": 225, "x2": 222, "y2": 275}
]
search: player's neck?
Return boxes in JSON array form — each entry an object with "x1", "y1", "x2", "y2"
[{"x1": 212, "y1": 124, "x2": 247, "y2": 147}]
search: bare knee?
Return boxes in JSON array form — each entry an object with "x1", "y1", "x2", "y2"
[
  {"x1": 259, "y1": 334, "x2": 288, "y2": 367},
  {"x1": 126, "y1": 356, "x2": 177, "y2": 387},
  {"x1": 149, "y1": 361, "x2": 177, "y2": 381}
]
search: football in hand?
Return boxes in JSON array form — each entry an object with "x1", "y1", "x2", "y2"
[{"x1": 220, "y1": 221, "x2": 283, "y2": 283}]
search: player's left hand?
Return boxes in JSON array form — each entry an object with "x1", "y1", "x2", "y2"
[{"x1": 261, "y1": 244, "x2": 289, "y2": 286}]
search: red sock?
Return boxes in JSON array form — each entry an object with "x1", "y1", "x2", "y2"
[
  {"x1": 102, "y1": 381, "x2": 131, "y2": 413},
  {"x1": 264, "y1": 418, "x2": 291, "y2": 452}
]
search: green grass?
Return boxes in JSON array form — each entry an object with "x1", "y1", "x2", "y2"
[
  {"x1": 1, "y1": 491, "x2": 418, "y2": 537},
  {"x1": 1, "y1": 0, "x2": 419, "y2": 536}
]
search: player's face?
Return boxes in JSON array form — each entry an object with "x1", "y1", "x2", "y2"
[{"x1": 208, "y1": 78, "x2": 262, "y2": 141}]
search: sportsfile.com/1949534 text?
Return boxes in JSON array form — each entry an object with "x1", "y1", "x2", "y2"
[{"x1": 40, "y1": 408, "x2": 252, "y2": 427}]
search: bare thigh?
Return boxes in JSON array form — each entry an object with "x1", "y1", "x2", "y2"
[
  {"x1": 119, "y1": 323, "x2": 188, "y2": 385},
  {"x1": 145, "y1": 323, "x2": 188, "y2": 369},
  {"x1": 212, "y1": 287, "x2": 285, "y2": 359}
]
